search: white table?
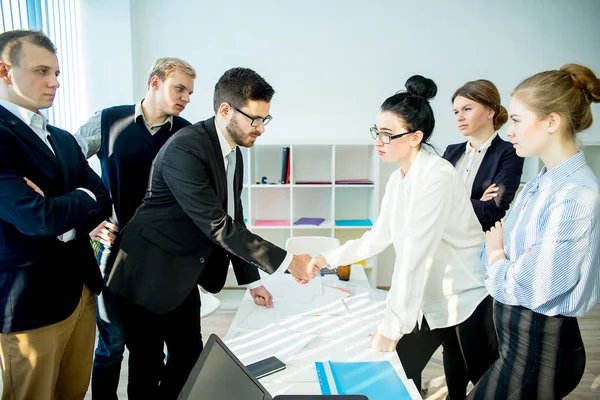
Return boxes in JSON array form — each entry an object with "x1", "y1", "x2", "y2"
[{"x1": 225, "y1": 265, "x2": 421, "y2": 399}]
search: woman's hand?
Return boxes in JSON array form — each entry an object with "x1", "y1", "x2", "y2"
[
  {"x1": 486, "y1": 219, "x2": 506, "y2": 263},
  {"x1": 368, "y1": 330, "x2": 399, "y2": 352},
  {"x1": 480, "y1": 183, "x2": 499, "y2": 201}
]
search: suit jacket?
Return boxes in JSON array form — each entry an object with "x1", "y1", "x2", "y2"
[
  {"x1": 0, "y1": 104, "x2": 111, "y2": 333},
  {"x1": 443, "y1": 135, "x2": 524, "y2": 231},
  {"x1": 107, "y1": 117, "x2": 287, "y2": 314}
]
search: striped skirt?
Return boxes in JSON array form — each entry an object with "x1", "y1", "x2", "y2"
[{"x1": 467, "y1": 301, "x2": 585, "y2": 399}]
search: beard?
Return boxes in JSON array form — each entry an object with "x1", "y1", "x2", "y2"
[{"x1": 226, "y1": 116, "x2": 255, "y2": 147}]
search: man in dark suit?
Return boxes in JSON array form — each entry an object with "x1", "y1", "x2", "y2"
[
  {"x1": 443, "y1": 134, "x2": 524, "y2": 231},
  {"x1": 0, "y1": 30, "x2": 111, "y2": 399},
  {"x1": 107, "y1": 67, "x2": 312, "y2": 399}
]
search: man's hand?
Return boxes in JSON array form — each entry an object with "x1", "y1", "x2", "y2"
[
  {"x1": 24, "y1": 177, "x2": 44, "y2": 197},
  {"x1": 89, "y1": 221, "x2": 119, "y2": 247},
  {"x1": 287, "y1": 254, "x2": 313, "y2": 284},
  {"x1": 249, "y1": 285, "x2": 273, "y2": 308},
  {"x1": 368, "y1": 330, "x2": 399, "y2": 352},
  {"x1": 480, "y1": 183, "x2": 499, "y2": 201},
  {"x1": 486, "y1": 219, "x2": 506, "y2": 264},
  {"x1": 307, "y1": 255, "x2": 329, "y2": 278}
]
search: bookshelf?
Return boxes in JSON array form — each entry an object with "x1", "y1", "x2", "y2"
[{"x1": 234, "y1": 144, "x2": 381, "y2": 287}]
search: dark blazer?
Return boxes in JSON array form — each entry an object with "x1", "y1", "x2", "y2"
[
  {"x1": 107, "y1": 117, "x2": 286, "y2": 314},
  {"x1": 0, "y1": 104, "x2": 111, "y2": 333},
  {"x1": 443, "y1": 135, "x2": 524, "y2": 231}
]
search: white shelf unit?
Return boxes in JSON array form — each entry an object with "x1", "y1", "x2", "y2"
[
  {"x1": 520, "y1": 140, "x2": 600, "y2": 185},
  {"x1": 236, "y1": 144, "x2": 381, "y2": 287}
]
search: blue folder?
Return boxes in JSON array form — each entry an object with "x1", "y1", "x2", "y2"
[{"x1": 315, "y1": 361, "x2": 411, "y2": 399}]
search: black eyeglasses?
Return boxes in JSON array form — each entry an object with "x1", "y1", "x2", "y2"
[
  {"x1": 369, "y1": 126, "x2": 415, "y2": 144},
  {"x1": 229, "y1": 104, "x2": 273, "y2": 127}
]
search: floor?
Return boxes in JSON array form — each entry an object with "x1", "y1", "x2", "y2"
[{"x1": 78, "y1": 289, "x2": 599, "y2": 399}]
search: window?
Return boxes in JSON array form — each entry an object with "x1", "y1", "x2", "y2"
[{"x1": 1, "y1": 0, "x2": 83, "y2": 133}]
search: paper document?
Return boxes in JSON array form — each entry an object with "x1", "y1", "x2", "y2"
[
  {"x1": 224, "y1": 323, "x2": 317, "y2": 365},
  {"x1": 342, "y1": 291, "x2": 387, "y2": 320},
  {"x1": 263, "y1": 274, "x2": 322, "y2": 303},
  {"x1": 235, "y1": 304, "x2": 277, "y2": 331}
]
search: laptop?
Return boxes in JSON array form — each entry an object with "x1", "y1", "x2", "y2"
[{"x1": 177, "y1": 333, "x2": 367, "y2": 400}]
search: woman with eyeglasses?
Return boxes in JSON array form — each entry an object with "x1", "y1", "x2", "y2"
[
  {"x1": 309, "y1": 75, "x2": 497, "y2": 398},
  {"x1": 467, "y1": 64, "x2": 600, "y2": 399}
]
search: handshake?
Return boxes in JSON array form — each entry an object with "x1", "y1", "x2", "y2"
[{"x1": 286, "y1": 254, "x2": 330, "y2": 284}]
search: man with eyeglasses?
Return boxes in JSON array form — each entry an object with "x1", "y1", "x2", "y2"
[{"x1": 106, "y1": 67, "x2": 314, "y2": 399}]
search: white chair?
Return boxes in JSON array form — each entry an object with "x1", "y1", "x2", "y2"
[
  {"x1": 284, "y1": 236, "x2": 340, "y2": 257},
  {"x1": 199, "y1": 287, "x2": 221, "y2": 318}
]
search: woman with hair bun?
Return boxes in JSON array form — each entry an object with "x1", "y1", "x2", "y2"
[
  {"x1": 309, "y1": 75, "x2": 498, "y2": 397},
  {"x1": 468, "y1": 64, "x2": 600, "y2": 399},
  {"x1": 444, "y1": 80, "x2": 524, "y2": 231},
  {"x1": 441, "y1": 79, "x2": 524, "y2": 398}
]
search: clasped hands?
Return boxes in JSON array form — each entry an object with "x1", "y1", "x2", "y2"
[{"x1": 286, "y1": 254, "x2": 331, "y2": 284}]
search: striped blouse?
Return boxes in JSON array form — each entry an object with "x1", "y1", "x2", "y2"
[{"x1": 481, "y1": 151, "x2": 600, "y2": 317}]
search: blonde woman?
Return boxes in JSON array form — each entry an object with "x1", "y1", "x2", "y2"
[{"x1": 469, "y1": 64, "x2": 600, "y2": 399}]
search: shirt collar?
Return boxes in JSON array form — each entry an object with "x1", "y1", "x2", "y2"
[
  {"x1": 134, "y1": 99, "x2": 173, "y2": 130},
  {"x1": 214, "y1": 120, "x2": 236, "y2": 160},
  {"x1": 465, "y1": 132, "x2": 497, "y2": 154},
  {"x1": 537, "y1": 151, "x2": 587, "y2": 192},
  {"x1": 399, "y1": 147, "x2": 428, "y2": 190},
  {"x1": 0, "y1": 98, "x2": 48, "y2": 131}
]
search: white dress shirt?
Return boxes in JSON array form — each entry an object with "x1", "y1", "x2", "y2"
[
  {"x1": 214, "y1": 121, "x2": 291, "y2": 289},
  {"x1": 0, "y1": 98, "x2": 96, "y2": 242},
  {"x1": 323, "y1": 149, "x2": 488, "y2": 340},
  {"x1": 455, "y1": 132, "x2": 497, "y2": 195}
]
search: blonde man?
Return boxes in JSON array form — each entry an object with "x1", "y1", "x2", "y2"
[{"x1": 73, "y1": 57, "x2": 196, "y2": 399}]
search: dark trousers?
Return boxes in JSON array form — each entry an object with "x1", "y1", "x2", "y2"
[
  {"x1": 119, "y1": 288, "x2": 203, "y2": 400},
  {"x1": 92, "y1": 244, "x2": 126, "y2": 400},
  {"x1": 396, "y1": 296, "x2": 498, "y2": 399},
  {"x1": 467, "y1": 301, "x2": 585, "y2": 400}
]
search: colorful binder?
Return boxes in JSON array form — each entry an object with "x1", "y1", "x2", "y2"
[
  {"x1": 315, "y1": 361, "x2": 411, "y2": 399},
  {"x1": 335, "y1": 219, "x2": 373, "y2": 227},
  {"x1": 294, "y1": 217, "x2": 326, "y2": 226}
]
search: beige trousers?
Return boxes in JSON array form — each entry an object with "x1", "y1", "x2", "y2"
[{"x1": 0, "y1": 284, "x2": 96, "y2": 400}]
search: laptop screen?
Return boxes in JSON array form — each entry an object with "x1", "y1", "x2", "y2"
[{"x1": 178, "y1": 334, "x2": 272, "y2": 400}]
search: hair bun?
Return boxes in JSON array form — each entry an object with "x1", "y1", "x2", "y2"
[
  {"x1": 405, "y1": 75, "x2": 437, "y2": 101},
  {"x1": 560, "y1": 63, "x2": 600, "y2": 104}
]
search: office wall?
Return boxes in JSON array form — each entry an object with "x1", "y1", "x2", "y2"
[
  {"x1": 77, "y1": 0, "x2": 135, "y2": 173},
  {"x1": 93, "y1": 0, "x2": 600, "y2": 286},
  {"x1": 78, "y1": 0, "x2": 135, "y2": 117},
  {"x1": 129, "y1": 0, "x2": 600, "y2": 146}
]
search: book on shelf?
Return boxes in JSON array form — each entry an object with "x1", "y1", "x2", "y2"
[
  {"x1": 293, "y1": 217, "x2": 326, "y2": 226},
  {"x1": 295, "y1": 180, "x2": 332, "y2": 185},
  {"x1": 254, "y1": 219, "x2": 290, "y2": 227},
  {"x1": 280, "y1": 147, "x2": 290, "y2": 184},
  {"x1": 335, "y1": 178, "x2": 373, "y2": 185},
  {"x1": 335, "y1": 219, "x2": 372, "y2": 227}
]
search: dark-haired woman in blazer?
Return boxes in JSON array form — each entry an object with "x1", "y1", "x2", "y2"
[
  {"x1": 441, "y1": 80, "x2": 524, "y2": 398},
  {"x1": 444, "y1": 79, "x2": 524, "y2": 232}
]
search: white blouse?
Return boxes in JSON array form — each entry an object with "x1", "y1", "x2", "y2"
[{"x1": 323, "y1": 149, "x2": 488, "y2": 340}]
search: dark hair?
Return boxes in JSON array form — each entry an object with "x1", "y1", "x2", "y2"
[
  {"x1": 213, "y1": 67, "x2": 275, "y2": 112},
  {"x1": 452, "y1": 79, "x2": 508, "y2": 130},
  {"x1": 0, "y1": 30, "x2": 56, "y2": 66},
  {"x1": 514, "y1": 63, "x2": 600, "y2": 139},
  {"x1": 380, "y1": 75, "x2": 437, "y2": 146}
]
